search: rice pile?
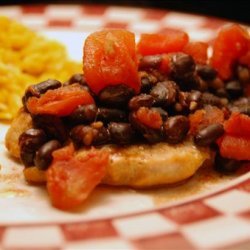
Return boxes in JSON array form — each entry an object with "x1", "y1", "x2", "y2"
[{"x1": 0, "y1": 16, "x2": 82, "y2": 121}]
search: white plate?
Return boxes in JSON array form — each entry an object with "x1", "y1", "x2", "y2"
[{"x1": 0, "y1": 5, "x2": 249, "y2": 250}]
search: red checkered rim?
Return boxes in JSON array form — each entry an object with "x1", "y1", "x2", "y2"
[
  {"x1": 0, "y1": 174, "x2": 249, "y2": 249},
  {"x1": 0, "y1": 4, "x2": 249, "y2": 250},
  {"x1": 0, "y1": 4, "x2": 228, "y2": 40}
]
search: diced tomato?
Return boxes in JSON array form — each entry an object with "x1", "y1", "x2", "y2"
[
  {"x1": 137, "y1": 30, "x2": 189, "y2": 56},
  {"x1": 239, "y1": 48, "x2": 250, "y2": 68},
  {"x1": 224, "y1": 112, "x2": 250, "y2": 138},
  {"x1": 46, "y1": 144, "x2": 109, "y2": 210},
  {"x1": 189, "y1": 106, "x2": 225, "y2": 135},
  {"x1": 159, "y1": 54, "x2": 171, "y2": 74},
  {"x1": 83, "y1": 29, "x2": 140, "y2": 95},
  {"x1": 27, "y1": 85, "x2": 94, "y2": 116},
  {"x1": 189, "y1": 109, "x2": 205, "y2": 135},
  {"x1": 183, "y1": 41, "x2": 209, "y2": 64},
  {"x1": 218, "y1": 134, "x2": 250, "y2": 160},
  {"x1": 211, "y1": 24, "x2": 250, "y2": 80},
  {"x1": 136, "y1": 107, "x2": 163, "y2": 129}
]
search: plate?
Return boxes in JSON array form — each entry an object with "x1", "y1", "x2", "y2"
[{"x1": 0, "y1": 4, "x2": 250, "y2": 250}]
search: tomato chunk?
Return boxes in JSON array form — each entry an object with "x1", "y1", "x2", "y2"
[
  {"x1": 137, "y1": 30, "x2": 189, "y2": 56},
  {"x1": 83, "y1": 29, "x2": 140, "y2": 95},
  {"x1": 47, "y1": 144, "x2": 109, "y2": 210},
  {"x1": 224, "y1": 112, "x2": 250, "y2": 138},
  {"x1": 239, "y1": 48, "x2": 250, "y2": 68},
  {"x1": 218, "y1": 135, "x2": 250, "y2": 161},
  {"x1": 183, "y1": 41, "x2": 208, "y2": 64},
  {"x1": 27, "y1": 85, "x2": 94, "y2": 116},
  {"x1": 136, "y1": 107, "x2": 163, "y2": 129},
  {"x1": 211, "y1": 24, "x2": 250, "y2": 80},
  {"x1": 189, "y1": 106, "x2": 225, "y2": 135},
  {"x1": 159, "y1": 54, "x2": 171, "y2": 74}
]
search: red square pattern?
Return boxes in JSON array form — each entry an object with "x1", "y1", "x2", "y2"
[
  {"x1": 62, "y1": 220, "x2": 118, "y2": 241},
  {"x1": 237, "y1": 178, "x2": 250, "y2": 193},
  {"x1": 103, "y1": 21, "x2": 128, "y2": 29},
  {"x1": 21, "y1": 5, "x2": 47, "y2": 14},
  {"x1": 48, "y1": 19, "x2": 73, "y2": 28},
  {"x1": 0, "y1": 227, "x2": 5, "y2": 243},
  {"x1": 133, "y1": 232, "x2": 195, "y2": 250},
  {"x1": 143, "y1": 9, "x2": 168, "y2": 20},
  {"x1": 201, "y1": 17, "x2": 227, "y2": 30},
  {"x1": 161, "y1": 201, "x2": 220, "y2": 224},
  {"x1": 82, "y1": 5, "x2": 107, "y2": 16},
  {"x1": 239, "y1": 210, "x2": 250, "y2": 220}
]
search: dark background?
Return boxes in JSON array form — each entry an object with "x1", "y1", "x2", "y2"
[{"x1": 0, "y1": 0, "x2": 249, "y2": 25}]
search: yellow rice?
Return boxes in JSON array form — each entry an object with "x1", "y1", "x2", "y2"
[{"x1": 0, "y1": 16, "x2": 82, "y2": 121}]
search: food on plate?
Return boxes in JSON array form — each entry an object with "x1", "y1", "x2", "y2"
[
  {"x1": 0, "y1": 16, "x2": 81, "y2": 121},
  {"x1": 5, "y1": 24, "x2": 250, "y2": 210}
]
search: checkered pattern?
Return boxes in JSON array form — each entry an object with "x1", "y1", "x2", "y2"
[
  {"x1": 0, "y1": 4, "x2": 227, "y2": 41},
  {"x1": 0, "y1": 4, "x2": 249, "y2": 250},
  {"x1": 0, "y1": 177, "x2": 249, "y2": 250}
]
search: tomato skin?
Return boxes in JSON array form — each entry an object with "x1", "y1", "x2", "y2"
[
  {"x1": 211, "y1": 24, "x2": 250, "y2": 80},
  {"x1": 136, "y1": 107, "x2": 163, "y2": 129},
  {"x1": 224, "y1": 113, "x2": 250, "y2": 138},
  {"x1": 183, "y1": 41, "x2": 208, "y2": 64},
  {"x1": 218, "y1": 135, "x2": 250, "y2": 161},
  {"x1": 27, "y1": 85, "x2": 94, "y2": 116},
  {"x1": 159, "y1": 54, "x2": 171, "y2": 74},
  {"x1": 83, "y1": 29, "x2": 140, "y2": 95},
  {"x1": 46, "y1": 144, "x2": 109, "y2": 210},
  {"x1": 137, "y1": 30, "x2": 189, "y2": 56},
  {"x1": 239, "y1": 39, "x2": 250, "y2": 68}
]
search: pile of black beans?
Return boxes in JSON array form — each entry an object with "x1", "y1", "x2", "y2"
[{"x1": 19, "y1": 52, "x2": 250, "y2": 173}]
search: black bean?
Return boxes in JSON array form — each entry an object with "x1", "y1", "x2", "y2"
[
  {"x1": 97, "y1": 108, "x2": 127, "y2": 123},
  {"x1": 201, "y1": 92, "x2": 223, "y2": 107},
  {"x1": 225, "y1": 80, "x2": 243, "y2": 99},
  {"x1": 163, "y1": 115, "x2": 189, "y2": 144},
  {"x1": 150, "y1": 81, "x2": 178, "y2": 107},
  {"x1": 70, "y1": 124, "x2": 110, "y2": 147},
  {"x1": 34, "y1": 140, "x2": 61, "y2": 170},
  {"x1": 19, "y1": 129, "x2": 47, "y2": 167},
  {"x1": 22, "y1": 79, "x2": 61, "y2": 107},
  {"x1": 194, "y1": 123, "x2": 224, "y2": 146},
  {"x1": 196, "y1": 64, "x2": 217, "y2": 81},
  {"x1": 129, "y1": 112, "x2": 162, "y2": 143},
  {"x1": 129, "y1": 94, "x2": 155, "y2": 110},
  {"x1": 214, "y1": 153, "x2": 243, "y2": 174},
  {"x1": 108, "y1": 122, "x2": 135, "y2": 145},
  {"x1": 139, "y1": 55, "x2": 162, "y2": 70},
  {"x1": 140, "y1": 76, "x2": 152, "y2": 93},
  {"x1": 229, "y1": 103, "x2": 250, "y2": 116},
  {"x1": 65, "y1": 73, "x2": 91, "y2": 92},
  {"x1": 189, "y1": 90, "x2": 202, "y2": 102},
  {"x1": 187, "y1": 90, "x2": 202, "y2": 111},
  {"x1": 93, "y1": 126, "x2": 110, "y2": 145},
  {"x1": 198, "y1": 77, "x2": 209, "y2": 92},
  {"x1": 67, "y1": 104, "x2": 97, "y2": 125},
  {"x1": 170, "y1": 53, "x2": 195, "y2": 80},
  {"x1": 215, "y1": 88, "x2": 229, "y2": 98},
  {"x1": 236, "y1": 65, "x2": 250, "y2": 84},
  {"x1": 178, "y1": 91, "x2": 190, "y2": 109},
  {"x1": 233, "y1": 97, "x2": 250, "y2": 106},
  {"x1": 98, "y1": 84, "x2": 135, "y2": 107},
  {"x1": 32, "y1": 114, "x2": 67, "y2": 142},
  {"x1": 67, "y1": 73, "x2": 87, "y2": 86},
  {"x1": 70, "y1": 125, "x2": 91, "y2": 147}
]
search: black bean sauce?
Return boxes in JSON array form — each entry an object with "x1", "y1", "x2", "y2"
[{"x1": 20, "y1": 42, "x2": 250, "y2": 175}]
